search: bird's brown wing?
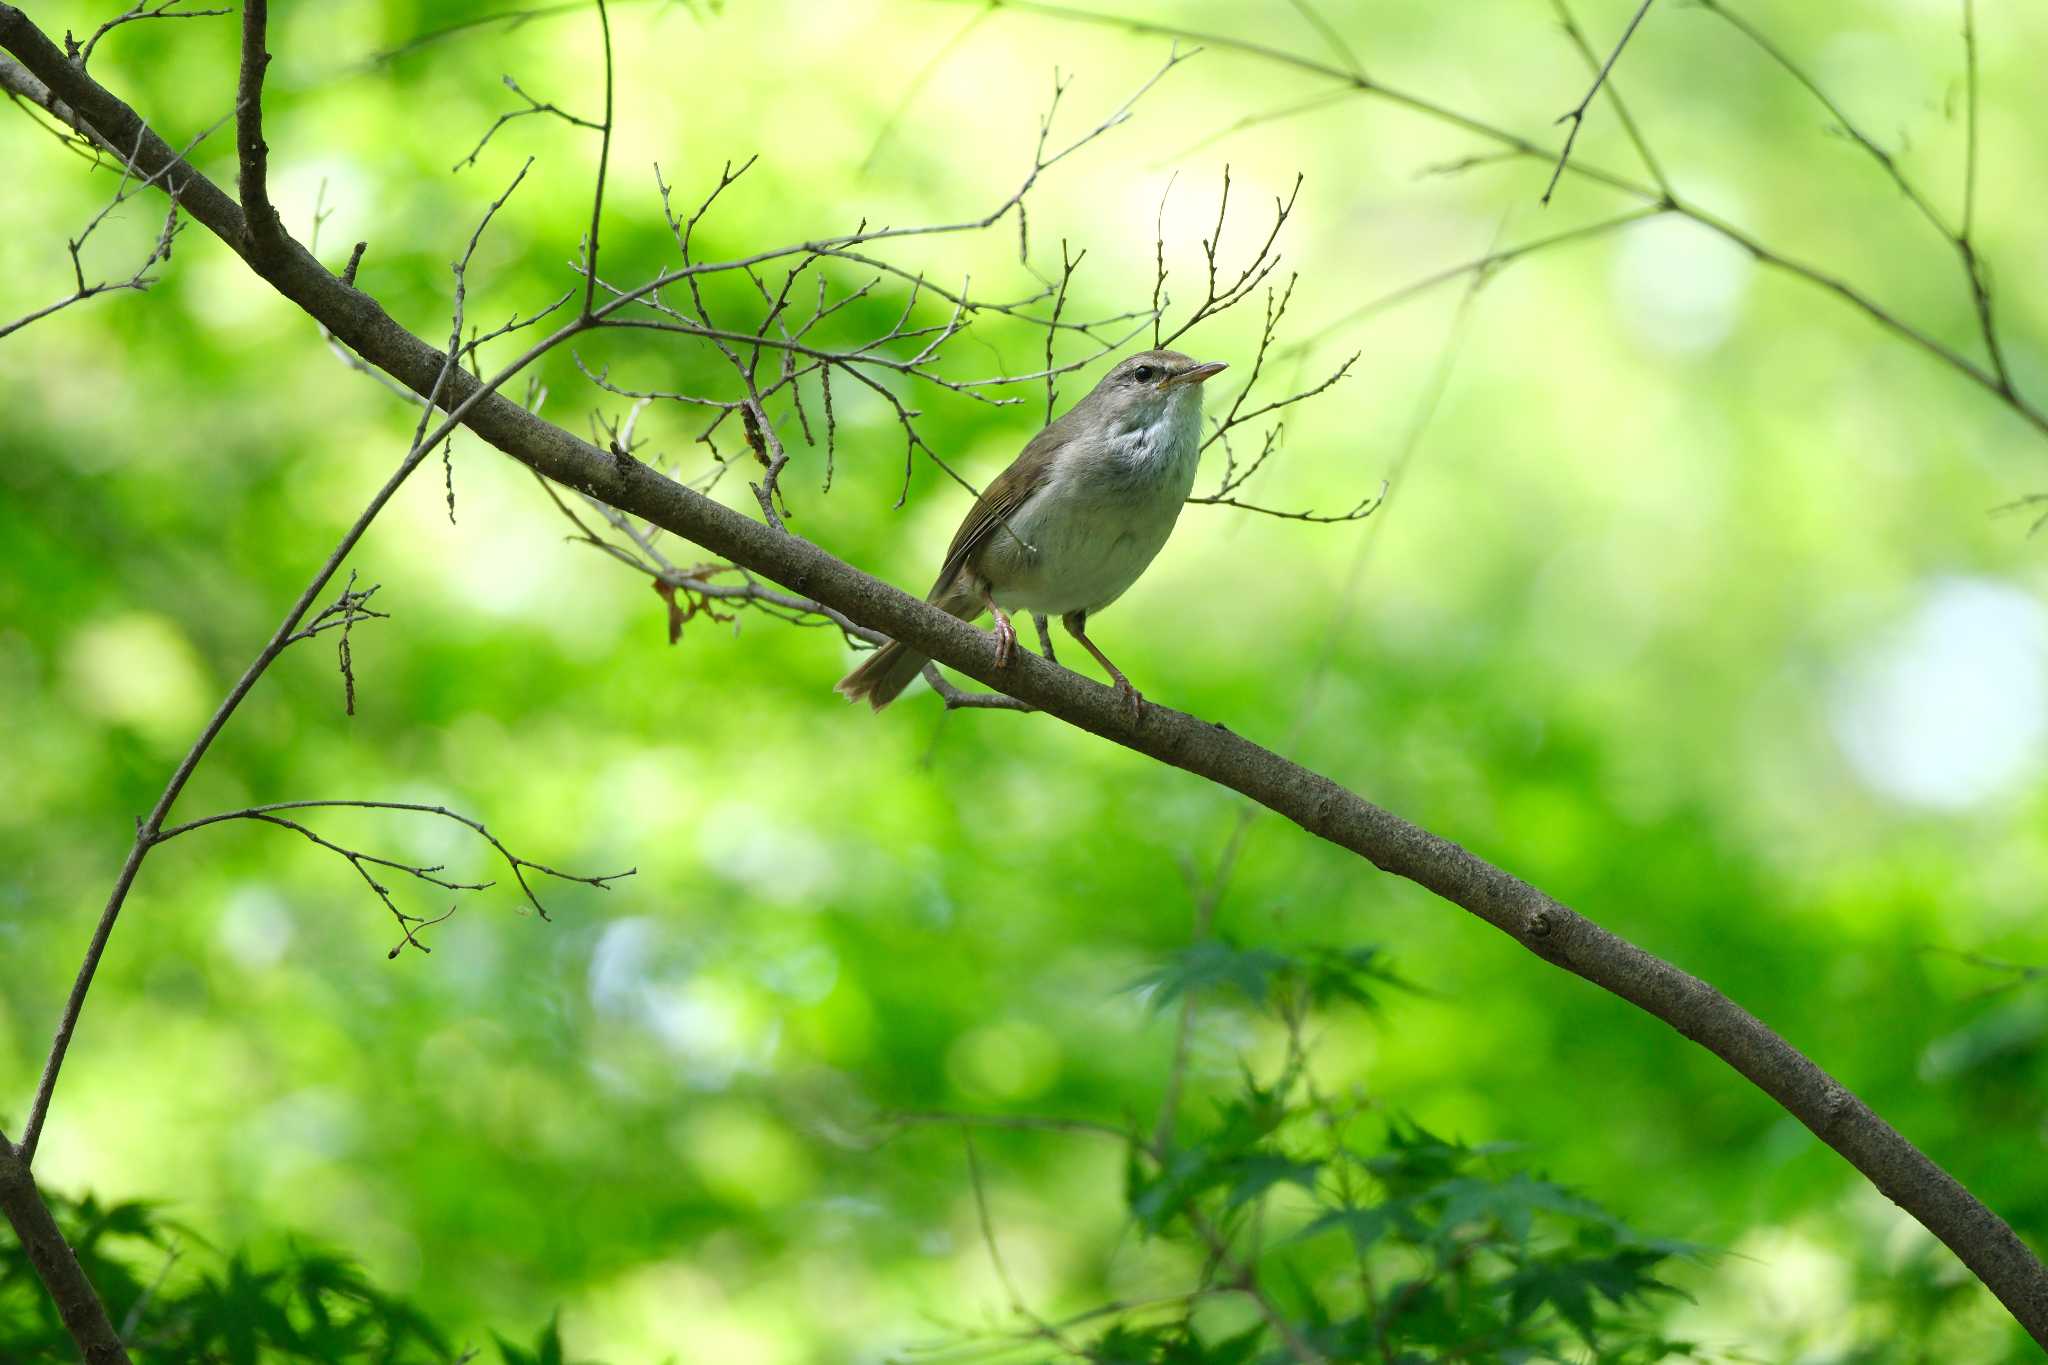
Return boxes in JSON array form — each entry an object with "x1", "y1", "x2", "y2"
[{"x1": 927, "y1": 422, "x2": 1066, "y2": 599}]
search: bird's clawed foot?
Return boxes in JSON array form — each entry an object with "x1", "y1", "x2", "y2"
[
  {"x1": 1111, "y1": 676, "x2": 1144, "y2": 726},
  {"x1": 980, "y1": 587, "x2": 1018, "y2": 669},
  {"x1": 991, "y1": 609, "x2": 1017, "y2": 668}
]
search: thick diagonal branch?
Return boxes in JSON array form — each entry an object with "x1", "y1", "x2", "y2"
[{"x1": 1, "y1": 5, "x2": 2043, "y2": 1346}]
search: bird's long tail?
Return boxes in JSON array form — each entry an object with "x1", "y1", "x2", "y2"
[{"x1": 835, "y1": 587, "x2": 979, "y2": 711}]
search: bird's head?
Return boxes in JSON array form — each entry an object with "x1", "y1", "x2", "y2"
[{"x1": 1081, "y1": 348, "x2": 1228, "y2": 433}]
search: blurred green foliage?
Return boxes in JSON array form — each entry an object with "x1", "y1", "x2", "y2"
[
  {"x1": 4, "y1": 0, "x2": 2048, "y2": 1360},
  {"x1": 4, "y1": 947, "x2": 1702, "y2": 1362},
  {"x1": 0, "y1": 1191, "x2": 455, "y2": 1363}
]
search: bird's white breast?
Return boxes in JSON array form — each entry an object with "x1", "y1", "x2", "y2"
[{"x1": 986, "y1": 392, "x2": 1203, "y2": 617}]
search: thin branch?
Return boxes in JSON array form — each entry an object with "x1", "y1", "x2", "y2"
[
  {"x1": 1540, "y1": 0, "x2": 1656, "y2": 205},
  {"x1": 924, "y1": 664, "x2": 1037, "y2": 712},
  {"x1": 859, "y1": 1, "x2": 996, "y2": 172},
  {"x1": 452, "y1": 73, "x2": 603, "y2": 172},
  {"x1": 959, "y1": 1131, "x2": 1087, "y2": 1356},
  {"x1": 1189, "y1": 482, "x2": 1386, "y2": 524},
  {"x1": 1549, "y1": 0, "x2": 1670, "y2": 198},
  {"x1": 1285, "y1": 0, "x2": 1362, "y2": 80},
  {"x1": 1292, "y1": 206, "x2": 1664, "y2": 350},
  {"x1": 1184, "y1": 274, "x2": 1378, "y2": 522},
  {"x1": 579, "y1": 0, "x2": 613, "y2": 318},
  {"x1": 153, "y1": 800, "x2": 631, "y2": 950},
  {"x1": 117, "y1": 1237, "x2": 181, "y2": 1341},
  {"x1": 73, "y1": 0, "x2": 226, "y2": 69},
  {"x1": 0, "y1": 109, "x2": 235, "y2": 340},
  {"x1": 891, "y1": 1107, "x2": 1131, "y2": 1146},
  {"x1": 1042, "y1": 239, "x2": 1079, "y2": 424},
  {"x1": 233, "y1": 0, "x2": 280, "y2": 248},
  {"x1": 996, "y1": 0, "x2": 2039, "y2": 438},
  {"x1": 972, "y1": 0, "x2": 1657, "y2": 201},
  {"x1": 1692, "y1": 0, "x2": 1952, "y2": 242},
  {"x1": 1158, "y1": 167, "x2": 1301, "y2": 348},
  {"x1": 11, "y1": 150, "x2": 537, "y2": 1167},
  {"x1": 1162, "y1": 87, "x2": 1355, "y2": 165},
  {"x1": 1695, "y1": 0, "x2": 2015, "y2": 398},
  {"x1": 1961, "y1": 0, "x2": 1980, "y2": 242},
  {"x1": 1150, "y1": 171, "x2": 1175, "y2": 347},
  {"x1": 181, "y1": 809, "x2": 484, "y2": 957},
  {"x1": 1990, "y1": 492, "x2": 2048, "y2": 538},
  {"x1": 1924, "y1": 946, "x2": 2048, "y2": 1003},
  {"x1": 358, "y1": 0, "x2": 589, "y2": 69},
  {"x1": 1954, "y1": 0, "x2": 2008, "y2": 397},
  {"x1": 286, "y1": 569, "x2": 388, "y2": 713}
]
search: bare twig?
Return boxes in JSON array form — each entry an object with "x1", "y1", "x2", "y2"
[
  {"x1": 1540, "y1": 0, "x2": 1656, "y2": 205},
  {"x1": 564, "y1": 58, "x2": 1171, "y2": 512},
  {"x1": 358, "y1": 0, "x2": 590, "y2": 69},
  {"x1": 72, "y1": 0, "x2": 225, "y2": 69},
  {"x1": 13, "y1": 152, "x2": 537, "y2": 1168},
  {"x1": 1291, "y1": 207, "x2": 1665, "y2": 350},
  {"x1": 1549, "y1": 0, "x2": 1670, "y2": 198},
  {"x1": 1042, "y1": 239, "x2": 1079, "y2": 423},
  {"x1": 286, "y1": 569, "x2": 387, "y2": 714},
  {"x1": 1184, "y1": 274, "x2": 1378, "y2": 522},
  {"x1": 154, "y1": 799, "x2": 631, "y2": 953},
  {"x1": 117, "y1": 1238, "x2": 181, "y2": 1341},
  {"x1": 0, "y1": 111, "x2": 232, "y2": 340},
  {"x1": 1991, "y1": 493, "x2": 2048, "y2": 538},
  {"x1": 1694, "y1": 0, "x2": 2015, "y2": 398},
  {"x1": 452, "y1": 73, "x2": 603, "y2": 172},
  {"x1": 860, "y1": 1, "x2": 997, "y2": 171},
  {"x1": 1285, "y1": 0, "x2": 1362, "y2": 80},
  {"x1": 579, "y1": 0, "x2": 613, "y2": 318},
  {"x1": 1150, "y1": 171, "x2": 1175, "y2": 347},
  {"x1": 971, "y1": 0, "x2": 1656, "y2": 200},
  {"x1": 1961, "y1": 0, "x2": 1980, "y2": 243},
  {"x1": 986, "y1": 0, "x2": 2048, "y2": 454},
  {"x1": 1158, "y1": 167, "x2": 1300, "y2": 348},
  {"x1": 924, "y1": 664, "x2": 1037, "y2": 712},
  {"x1": 959, "y1": 1131, "x2": 1088, "y2": 1355},
  {"x1": 1925, "y1": 947, "x2": 2048, "y2": 1003}
]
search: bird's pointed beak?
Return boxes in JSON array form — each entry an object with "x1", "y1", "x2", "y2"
[{"x1": 1165, "y1": 360, "x2": 1228, "y2": 389}]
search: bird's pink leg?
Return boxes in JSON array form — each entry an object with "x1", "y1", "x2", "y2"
[
  {"x1": 1062, "y1": 610, "x2": 1142, "y2": 723},
  {"x1": 982, "y1": 585, "x2": 1016, "y2": 668}
]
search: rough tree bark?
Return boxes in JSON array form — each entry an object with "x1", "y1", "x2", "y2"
[
  {"x1": 0, "y1": 1131, "x2": 128, "y2": 1364},
  {"x1": 0, "y1": 1, "x2": 2043, "y2": 1353}
]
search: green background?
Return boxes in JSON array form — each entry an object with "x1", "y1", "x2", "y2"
[{"x1": 4, "y1": 0, "x2": 2047, "y2": 1358}]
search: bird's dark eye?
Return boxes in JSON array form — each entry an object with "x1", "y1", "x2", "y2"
[{"x1": 1132, "y1": 364, "x2": 1157, "y2": 384}]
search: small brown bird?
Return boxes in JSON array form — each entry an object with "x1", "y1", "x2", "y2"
[{"x1": 836, "y1": 347, "x2": 1226, "y2": 713}]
